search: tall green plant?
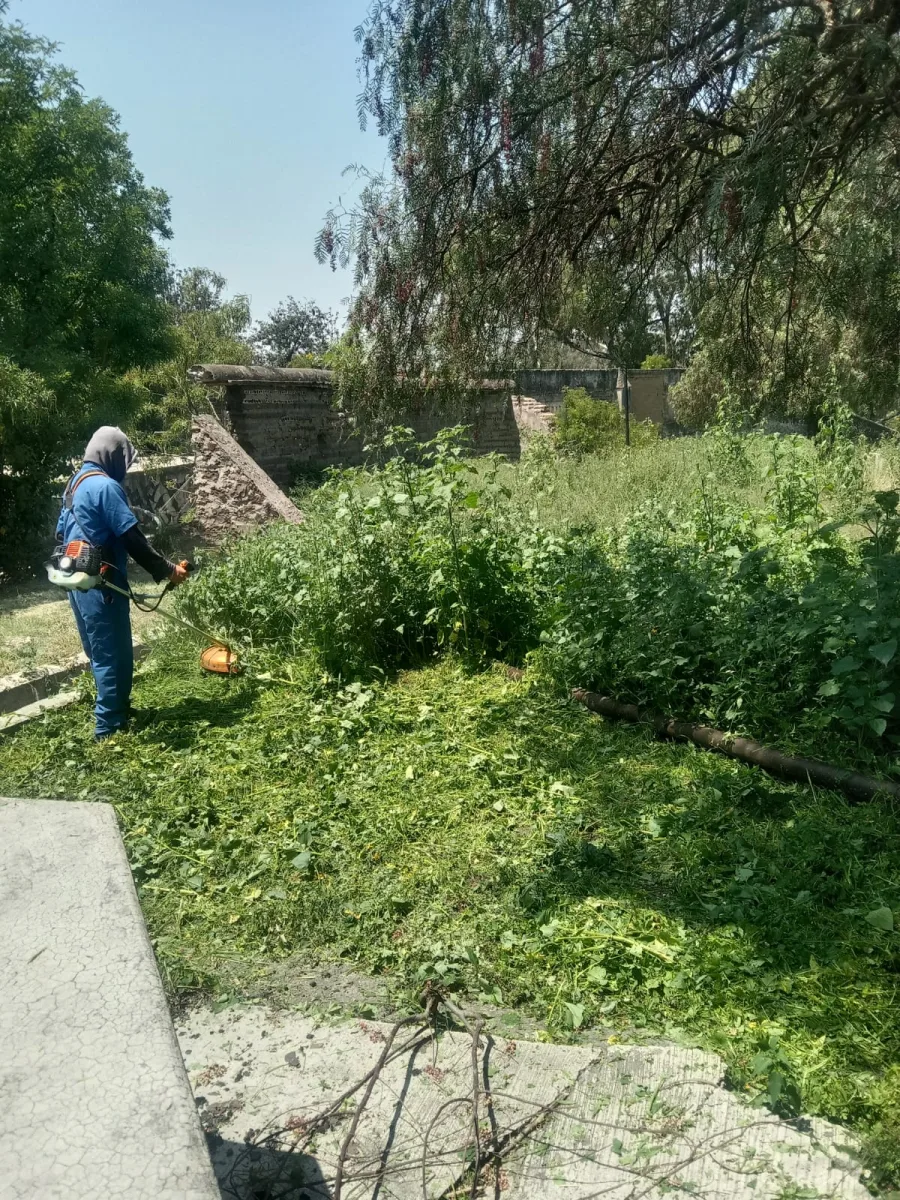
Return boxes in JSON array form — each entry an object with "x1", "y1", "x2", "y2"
[{"x1": 180, "y1": 429, "x2": 550, "y2": 675}]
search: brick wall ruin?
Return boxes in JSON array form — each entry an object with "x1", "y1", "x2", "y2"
[
  {"x1": 179, "y1": 364, "x2": 695, "y2": 544},
  {"x1": 191, "y1": 414, "x2": 303, "y2": 542},
  {"x1": 514, "y1": 369, "x2": 619, "y2": 410},
  {"x1": 514, "y1": 367, "x2": 686, "y2": 430},
  {"x1": 189, "y1": 365, "x2": 524, "y2": 489}
]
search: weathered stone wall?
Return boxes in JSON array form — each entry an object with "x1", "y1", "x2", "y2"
[
  {"x1": 191, "y1": 367, "x2": 522, "y2": 488},
  {"x1": 511, "y1": 395, "x2": 557, "y2": 436},
  {"x1": 191, "y1": 414, "x2": 303, "y2": 542},
  {"x1": 623, "y1": 369, "x2": 685, "y2": 428}
]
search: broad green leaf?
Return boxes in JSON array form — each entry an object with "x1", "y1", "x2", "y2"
[
  {"x1": 869, "y1": 639, "x2": 897, "y2": 666},
  {"x1": 831, "y1": 656, "x2": 860, "y2": 676},
  {"x1": 865, "y1": 906, "x2": 894, "y2": 931}
]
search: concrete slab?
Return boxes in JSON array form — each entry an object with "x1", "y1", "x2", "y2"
[
  {"x1": 177, "y1": 1002, "x2": 596, "y2": 1198},
  {"x1": 0, "y1": 688, "x2": 79, "y2": 733},
  {"x1": 0, "y1": 652, "x2": 88, "y2": 714},
  {"x1": 0, "y1": 642, "x2": 149, "y2": 734},
  {"x1": 0, "y1": 798, "x2": 219, "y2": 1199},
  {"x1": 505, "y1": 1042, "x2": 868, "y2": 1199},
  {"x1": 176, "y1": 1003, "x2": 868, "y2": 1200}
]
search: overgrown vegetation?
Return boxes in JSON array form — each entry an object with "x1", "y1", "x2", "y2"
[
  {"x1": 1, "y1": 651, "x2": 898, "y2": 1187},
  {"x1": 3, "y1": 428, "x2": 900, "y2": 1183},
  {"x1": 181, "y1": 426, "x2": 900, "y2": 765},
  {"x1": 554, "y1": 387, "x2": 658, "y2": 456}
]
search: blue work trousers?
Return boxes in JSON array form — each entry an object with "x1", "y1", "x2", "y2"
[{"x1": 69, "y1": 589, "x2": 133, "y2": 738}]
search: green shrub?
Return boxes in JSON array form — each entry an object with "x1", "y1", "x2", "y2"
[
  {"x1": 554, "y1": 387, "x2": 658, "y2": 455},
  {"x1": 640, "y1": 353, "x2": 672, "y2": 369},
  {"x1": 537, "y1": 481, "x2": 900, "y2": 759},
  {"x1": 0, "y1": 358, "x2": 59, "y2": 579},
  {"x1": 179, "y1": 428, "x2": 554, "y2": 675}
]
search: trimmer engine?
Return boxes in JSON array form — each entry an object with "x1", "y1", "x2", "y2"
[{"x1": 46, "y1": 540, "x2": 105, "y2": 591}]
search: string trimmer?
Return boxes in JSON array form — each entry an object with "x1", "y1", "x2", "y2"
[{"x1": 46, "y1": 540, "x2": 239, "y2": 674}]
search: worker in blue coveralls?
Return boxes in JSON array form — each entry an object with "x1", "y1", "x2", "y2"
[{"x1": 57, "y1": 427, "x2": 189, "y2": 740}]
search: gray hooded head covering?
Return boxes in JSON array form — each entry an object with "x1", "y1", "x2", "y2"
[{"x1": 83, "y1": 426, "x2": 137, "y2": 483}]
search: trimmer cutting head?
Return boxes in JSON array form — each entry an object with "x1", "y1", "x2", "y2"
[{"x1": 200, "y1": 644, "x2": 240, "y2": 675}]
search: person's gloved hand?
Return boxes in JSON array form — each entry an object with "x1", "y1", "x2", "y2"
[{"x1": 168, "y1": 562, "x2": 190, "y2": 587}]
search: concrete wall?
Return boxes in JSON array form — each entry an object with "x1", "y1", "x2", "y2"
[
  {"x1": 195, "y1": 368, "x2": 523, "y2": 488},
  {"x1": 624, "y1": 369, "x2": 685, "y2": 428},
  {"x1": 513, "y1": 368, "x2": 686, "y2": 430},
  {"x1": 515, "y1": 369, "x2": 618, "y2": 411}
]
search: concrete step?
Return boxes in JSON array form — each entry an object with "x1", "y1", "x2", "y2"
[
  {"x1": 0, "y1": 798, "x2": 220, "y2": 1199},
  {"x1": 0, "y1": 689, "x2": 80, "y2": 733},
  {"x1": 177, "y1": 1001, "x2": 868, "y2": 1200},
  {"x1": 0, "y1": 653, "x2": 89, "y2": 714}
]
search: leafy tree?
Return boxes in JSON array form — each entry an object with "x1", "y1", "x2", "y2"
[
  {"x1": 673, "y1": 147, "x2": 900, "y2": 426},
  {"x1": 320, "y1": 0, "x2": 900, "y2": 413},
  {"x1": 165, "y1": 267, "x2": 234, "y2": 316},
  {"x1": 0, "y1": 358, "x2": 58, "y2": 574},
  {"x1": 129, "y1": 268, "x2": 252, "y2": 455},
  {"x1": 251, "y1": 298, "x2": 337, "y2": 367},
  {"x1": 0, "y1": 2, "x2": 172, "y2": 573}
]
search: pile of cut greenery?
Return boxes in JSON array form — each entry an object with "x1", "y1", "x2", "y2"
[
  {"x1": 2, "y1": 653, "x2": 898, "y2": 1185},
  {"x1": 1, "y1": 428, "x2": 898, "y2": 1186}
]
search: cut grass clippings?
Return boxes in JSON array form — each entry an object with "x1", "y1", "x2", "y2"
[{"x1": 0, "y1": 640, "x2": 898, "y2": 1185}]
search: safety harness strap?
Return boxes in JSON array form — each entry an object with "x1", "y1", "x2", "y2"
[{"x1": 63, "y1": 469, "x2": 108, "y2": 511}]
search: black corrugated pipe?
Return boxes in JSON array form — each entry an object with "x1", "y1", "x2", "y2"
[{"x1": 571, "y1": 688, "x2": 900, "y2": 803}]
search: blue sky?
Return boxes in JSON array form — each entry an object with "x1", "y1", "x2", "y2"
[{"x1": 15, "y1": 0, "x2": 385, "y2": 323}]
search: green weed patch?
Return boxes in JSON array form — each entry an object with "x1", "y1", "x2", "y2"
[
  {"x1": 1, "y1": 648, "x2": 898, "y2": 1182},
  {"x1": 180, "y1": 429, "x2": 900, "y2": 764}
]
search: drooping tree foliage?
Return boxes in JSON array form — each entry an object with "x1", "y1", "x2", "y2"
[
  {"x1": 671, "y1": 146, "x2": 900, "y2": 425},
  {"x1": 320, "y1": 0, "x2": 900, "y2": 419},
  {"x1": 0, "y1": 3, "x2": 172, "y2": 574}
]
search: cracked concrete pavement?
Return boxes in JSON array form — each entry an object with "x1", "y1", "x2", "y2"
[
  {"x1": 0, "y1": 798, "x2": 219, "y2": 1199},
  {"x1": 177, "y1": 1002, "x2": 869, "y2": 1200}
]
